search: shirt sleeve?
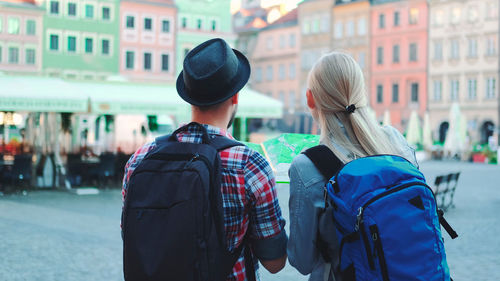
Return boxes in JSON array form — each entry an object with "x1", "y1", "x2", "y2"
[
  {"x1": 244, "y1": 151, "x2": 287, "y2": 261},
  {"x1": 287, "y1": 157, "x2": 324, "y2": 275}
]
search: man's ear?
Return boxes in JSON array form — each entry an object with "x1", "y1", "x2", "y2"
[
  {"x1": 306, "y1": 89, "x2": 315, "y2": 110},
  {"x1": 231, "y1": 93, "x2": 239, "y2": 105}
]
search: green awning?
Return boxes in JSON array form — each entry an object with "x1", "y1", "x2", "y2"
[
  {"x1": 0, "y1": 76, "x2": 283, "y2": 119},
  {"x1": 0, "y1": 76, "x2": 88, "y2": 112}
]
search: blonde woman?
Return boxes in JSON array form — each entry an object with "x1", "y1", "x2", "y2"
[{"x1": 287, "y1": 52, "x2": 418, "y2": 281}]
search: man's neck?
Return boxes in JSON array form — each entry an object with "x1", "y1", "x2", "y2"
[{"x1": 190, "y1": 117, "x2": 227, "y2": 131}]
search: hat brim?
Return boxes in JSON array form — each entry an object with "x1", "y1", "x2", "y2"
[{"x1": 176, "y1": 48, "x2": 251, "y2": 107}]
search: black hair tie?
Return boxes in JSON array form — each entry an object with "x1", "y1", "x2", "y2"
[{"x1": 346, "y1": 104, "x2": 356, "y2": 114}]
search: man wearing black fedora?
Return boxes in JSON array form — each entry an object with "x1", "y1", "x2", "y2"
[{"x1": 122, "y1": 38, "x2": 288, "y2": 281}]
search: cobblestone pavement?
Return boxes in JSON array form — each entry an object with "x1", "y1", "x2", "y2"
[{"x1": 0, "y1": 161, "x2": 499, "y2": 281}]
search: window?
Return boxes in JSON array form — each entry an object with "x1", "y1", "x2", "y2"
[
  {"x1": 434, "y1": 10, "x2": 444, "y2": 26},
  {"x1": 451, "y1": 7, "x2": 461, "y2": 24},
  {"x1": 85, "y1": 38, "x2": 93, "y2": 53},
  {"x1": 394, "y1": 11, "x2": 400, "y2": 26},
  {"x1": 26, "y1": 20, "x2": 36, "y2": 35},
  {"x1": 379, "y1": 14, "x2": 385, "y2": 28},
  {"x1": 181, "y1": 17, "x2": 187, "y2": 28},
  {"x1": 486, "y1": 2, "x2": 498, "y2": 20},
  {"x1": 393, "y1": 45, "x2": 400, "y2": 63},
  {"x1": 196, "y1": 19, "x2": 202, "y2": 30},
  {"x1": 376, "y1": 85, "x2": 383, "y2": 103},
  {"x1": 255, "y1": 67, "x2": 262, "y2": 82},
  {"x1": 211, "y1": 20, "x2": 217, "y2": 31},
  {"x1": 289, "y1": 91, "x2": 296, "y2": 109},
  {"x1": 468, "y1": 7, "x2": 478, "y2": 23},
  {"x1": 102, "y1": 7, "x2": 110, "y2": 20},
  {"x1": 144, "y1": 52, "x2": 152, "y2": 70},
  {"x1": 162, "y1": 20, "x2": 170, "y2": 33},
  {"x1": 357, "y1": 18, "x2": 366, "y2": 35},
  {"x1": 377, "y1": 47, "x2": 383, "y2": 65},
  {"x1": 85, "y1": 4, "x2": 94, "y2": 19},
  {"x1": 102, "y1": 39, "x2": 109, "y2": 55},
  {"x1": 25, "y1": 48, "x2": 35, "y2": 64},
  {"x1": 346, "y1": 20, "x2": 354, "y2": 37},
  {"x1": 411, "y1": 83, "x2": 419, "y2": 102},
  {"x1": 183, "y1": 48, "x2": 190, "y2": 58},
  {"x1": 0, "y1": 16, "x2": 2, "y2": 33},
  {"x1": 50, "y1": 35, "x2": 59, "y2": 50},
  {"x1": 161, "y1": 54, "x2": 169, "y2": 71},
  {"x1": 450, "y1": 39, "x2": 459, "y2": 59},
  {"x1": 125, "y1": 51, "x2": 134, "y2": 69},
  {"x1": 67, "y1": 36, "x2": 76, "y2": 52},
  {"x1": 468, "y1": 38, "x2": 478, "y2": 58},
  {"x1": 289, "y1": 63, "x2": 296, "y2": 79},
  {"x1": 311, "y1": 18, "x2": 319, "y2": 33},
  {"x1": 486, "y1": 78, "x2": 496, "y2": 99},
  {"x1": 302, "y1": 19, "x2": 310, "y2": 34},
  {"x1": 0, "y1": 46, "x2": 2, "y2": 62},
  {"x1": 433, "y1": 80, "x2": 442, "y2": 101},
  {"x1": 278, "y1": 64, "x2": 285, "y2": 80},
  {"x1": 50, "y1": 1, "x2": 59, "y2": 15},
  {"x1": 392, "y1": 84, "x2": 399, "y2": 103},
  {"x1": 358, "y1": 52, "x2": 365, "y2": 69},
  {"x1": 266, "y1": 66, "x2": 273, "y2": 81},
  {"x1": 68, "y1": 3, "x2": 77, "y2": 16},
  {"x1": 320, "y1": 15, "x2": 329, "y2": 33},
  {"x1": 467, "y1": 79, "x2": 477, "y2": 100},
  {"x1": 409, "y1": 8, "x2": 419, "y2": 24},
  {"x1": 289, "y1": 33, "x2": 296, "y2": 48},
  {"x1": 434, "y1": 41, "x2": 443, "y2": 60},
  {"x1": 486, "y1": 36, "x2": 496, "y2": 56},
  {"x1": 450, "y1": 80, "x2": 459, "y2": 101},
  {"x1": 126, "y1": 16, "x2": 134, "y2": 28},
  {"x1": 266, "y1": 37, "x2": 273, "y2": 50},
  {"x1": 144, "y1": 18, "x2": 152, "y2": 31},
  {"x1": 409, "y1": 43, "x2": 417, "y2": 62},
  {"x1": 334, "y1": 22, "x2": 343, "y2": 38},
  {"x1": 8, "y1": 18, "x2": 20, "y2": 34},
  {"x1": 279, "y1": 35, "x2": 285, "y2": 48},
  {"x1": 8, "y1": 47, "x2": 19, "y2": 64}
]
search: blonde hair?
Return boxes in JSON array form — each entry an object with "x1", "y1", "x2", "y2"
[{"x1": 307, "y1": 51, "x2": 405, "y2": 163}]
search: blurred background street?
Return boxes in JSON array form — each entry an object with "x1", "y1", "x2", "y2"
[{"x1": 1, "y1": 160, "x2": 499, "y2": 281}]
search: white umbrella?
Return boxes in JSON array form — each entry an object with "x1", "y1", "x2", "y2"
[
  {"x1": 423, "y1": 111, "x2": 433, "y2": 150},
  {"x1": 406, "y1": 110, "x2": 422, "y2": 147},
  {"x1": 383, "y1": 110, "x2": 391, "y2": 126},
  {"x1": 444, "y1": 103, "x2": 465, "y2": 157}
]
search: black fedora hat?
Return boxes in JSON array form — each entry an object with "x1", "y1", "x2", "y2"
[{"x1": 176, "y1": 38, "x2": 251, "y2": 106}]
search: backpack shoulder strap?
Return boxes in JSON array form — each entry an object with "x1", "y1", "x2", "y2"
[
  {"x1": 209, "y1": 136, "x2": 245, "y2": 152},
  {"x1": 303, "y1": 145, "x2": 343, "y2": 180}
]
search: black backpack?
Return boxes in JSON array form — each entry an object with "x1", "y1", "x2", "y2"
[{"x1": 122, "y1": 123, "x2": 255, "y2": 281}]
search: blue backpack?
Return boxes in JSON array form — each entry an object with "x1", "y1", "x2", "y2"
[{"x1": 304, "y1": 145, "x2": 457, "y2": 281}]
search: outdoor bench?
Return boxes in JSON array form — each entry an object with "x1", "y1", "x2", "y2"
[{"x1": 432, "y1": 172, "x2": 461, "y2": 211}]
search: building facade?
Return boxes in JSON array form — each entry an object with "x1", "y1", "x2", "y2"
[
  {"x1": 370, "y1": 0, "x2": 428, "y2": 132},
  {"x1": 0, "y1": 0, "x2": 44, "y2": 74},
  {"x1": 175, "y1": 0, "x2": 235, "y2": 75},
  {"x1": 428, "y1": 0, "x2": 499, "y2": 145},
  {"x1": 119, "y1": 0, "x2": 176, "y2": 82},
  {"x1": 297, "y1": 0, "x2": 334, "y2": 133},
  {"x1": 250, "y1": 9, "x2": 299, "y2": 115},
  {"x1": 332, "y1": 0, "x2": 370, "y2": 101},
  {"x1": 42, "y1": 0, "x2": 120, "y2": 80}
]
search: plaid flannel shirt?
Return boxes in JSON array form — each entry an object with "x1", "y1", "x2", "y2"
[{"x1": 122, "y1": 123, "x2": 287, "y2": 281}]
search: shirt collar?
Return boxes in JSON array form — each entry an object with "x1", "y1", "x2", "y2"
[{"x1": 179, "y1": 122, "x2": 235, "y2": 140}]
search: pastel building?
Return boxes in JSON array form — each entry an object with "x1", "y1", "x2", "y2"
[
  {"x1": 175, "y1": 0, "x2": 235, "y2": 75},
  {"x1": 41, "y1": 0, "x2": 120, "y2": 80},
  {"x1": 332, "y1": 0, "x2": 370, "y2": 100},
  {"x1": 120, "y1": 0, "x2": 176, "y2": 82},
  {"x1": 370, "y1": 0, "x2": 428, "y2": 132},
  {"x1": 428, "y1": 0, "x2": 499, "y2": 145},
  {"x1": 297, "y1": 0, "x2": 334, "y2": 133},
  {"x1": 250, "y1": 9, "x2": 299, "y2": 115},
  {"x1": 0, "y1": 0, "x2": 44, "y2": 74}
]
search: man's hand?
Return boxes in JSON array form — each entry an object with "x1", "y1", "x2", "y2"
[{"x1": 260, "y1": 254, "x2": 287, "y2": 274}]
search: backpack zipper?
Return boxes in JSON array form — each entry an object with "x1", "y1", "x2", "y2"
[{"x1": 370, "y1": 224, "x2": 390, "y2": 281}]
